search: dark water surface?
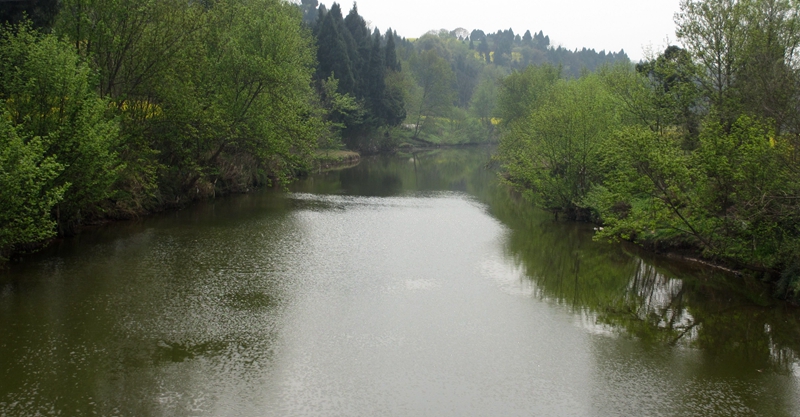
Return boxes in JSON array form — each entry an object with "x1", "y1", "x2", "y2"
[{"x1": 1, "y1": 148, "x2": 799, "y2": 416}]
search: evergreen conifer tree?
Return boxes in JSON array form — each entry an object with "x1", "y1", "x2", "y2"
[
  {"x1": 344, "y1": 4, "x2": 371, "y2": 98},
  {"x1": 316, "y1": 7, "x2": 355, "y2": 94},
  {"x1": 523, "y1": 30, "x2": 533, "y2": 44},
  {"x1": 478, "y1": 38, "x2": 490, "y2": 63},
  {"x1": 367, "y1": 28, "x2": 386, "y2": 123},
  {"x1": 384, "y1": 28, "x2": 401, "y2": 72},
  {"x1": 299, "y1": 0, "x2": 319, "y2": 23}
]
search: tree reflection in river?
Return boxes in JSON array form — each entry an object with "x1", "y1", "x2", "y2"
[
  {"x1": 305, "y1": 147, "x2": 800, "y2": 375},
  {"x1": 490, "y1": 172, "x2": 800, "y2": 374},
  {"x1": 2, "y1": 147, "x2": 798, "y2": 416}
]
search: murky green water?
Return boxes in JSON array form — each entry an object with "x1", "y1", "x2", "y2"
[{"x1": 1, "y1": 148, "x2": 799, "y2": 416}]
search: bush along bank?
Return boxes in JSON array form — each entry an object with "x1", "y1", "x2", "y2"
[
  {"x1": 495, "y1": 0, "x2": 800, "y2": 302},
  {"x1": 0, "y1": 0, "x2": 326, "y2": 262}
]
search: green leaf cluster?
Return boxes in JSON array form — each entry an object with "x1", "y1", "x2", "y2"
[
  {"x1": 0, "y1": 24, "x2": 119, "y2": 240},
  {"x1": 0, "y1": 0, "x2": 326, "y2": 257},
  {"x1": 497, "y1": 0, "x2": 800, "y2": 300},
  {"x1": 310, "y1": 3, "x2": 405, "y2": 152},
  {"x1": 54, "y1": 0, "x2": 323, "y2": 203},
  {"x1": 498, "y1": 70, "x2": 618, "y2": 220},
  {"x1": 0, "y1": 106, "x2": 65, "y2": 259}
]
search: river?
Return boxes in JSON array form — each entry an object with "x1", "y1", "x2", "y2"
[{"x1": 1, "y1": 147, "x2": 799, "y2": 416}]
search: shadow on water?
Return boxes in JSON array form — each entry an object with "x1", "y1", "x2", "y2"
[
  {"x1": 296, "y1": 146, "x2": 800, "y2": 374},
  {"x1": 0, "y1": 189, "x2": 293, "y2": 416},
  {"x1": 493, "y1": 190, "x2": 800, "y2": 374}
]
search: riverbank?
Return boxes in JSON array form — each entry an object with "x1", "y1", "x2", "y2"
[
  {"x1": 4, "y1": 147, "x2": 798, "y2": 417},
  {"x1": 0, "y1": 150, "x2": 362, "y2": 264},
  {"x1": 397, "y1": 138, "x2": 498, "y2": 151},
  {"x1": 497, "y1": 164, "x2": 799, "y2": 303},
  {"x1": 313, "y1": 150, "x2": 361, "y2": 172}
]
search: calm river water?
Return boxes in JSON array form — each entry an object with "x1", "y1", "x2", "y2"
[{"x1": 1, "y1": 148, "x2": 799, "y2": 416}]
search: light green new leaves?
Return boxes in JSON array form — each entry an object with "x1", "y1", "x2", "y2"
[
  {"x1": 0, "y1": 24, "x2": 120, "y2": 234},
  {"x1": 499, "y1": 74, "x2": 618, "y2": 219},
  {"x1": 595, "y1": 116, "x2": 799, "y2": 272},
  {"x1": 0, "y1": 107, "x2": 65, "y2": 257}
]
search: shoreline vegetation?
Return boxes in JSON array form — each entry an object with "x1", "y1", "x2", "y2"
[
  {"x1": 2, "y1": 0, "x2": 798, "y2": 301},
  {"x1": 3, "y1": 0, "x2": 622, "y2": 263},
  {"x1": 314, "y1": 149, "x2": 361, "y2": 172},
  {"x1": 494, "y1": 1, "x2": 800, "y2": 301}
]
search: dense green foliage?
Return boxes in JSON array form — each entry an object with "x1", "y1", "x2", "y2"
[
  {"x1": 0, "y1": 0, "x2": 631, "y2": 259},
  {"x1": 0, "y1": 24, "x2": 118, "y2": 253},
  {"x1": 498, "y1": 0, "x2": 800, "y2": 299},
  {"x1": 0, "y1": 0, "x2": 323, "y2": 258},
  {"x1": 56, "y1": 0, "x2": 323, "y2": 205},
  {"x1": 470, "y1": 27, "x2": 628, "y2": 77},
  {"x1": 0, "y1": 107, "x2": 64, "y2": 257},
  {"x1": 499, "y1": 71, "x2": 618, "y2": 219},
  {"x1": 308, "y1": 3, "x2": 405, "y2": 152},
  {"x1": 398, "y1": 28, "x2": 627, "y2": 145},
  {"x1": 301, "y1": 2, "x2": 629, "y2": 149}
]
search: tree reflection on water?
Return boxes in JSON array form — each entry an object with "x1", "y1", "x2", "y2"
[{"x1": 299, "y1": 147, "x2": 800, "y2": 373}]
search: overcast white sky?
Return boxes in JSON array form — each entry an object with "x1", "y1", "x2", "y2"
[{"x1": 327, "y1": 0, "x2": 682, "y2": 62}]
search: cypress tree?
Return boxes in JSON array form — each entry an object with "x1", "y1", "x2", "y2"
[
  {"x1": 299, "y1": 0, "x2": 319, "y2": 24},
  {"x1": 344, "y1": 4, "x2": 371, "y2": 98},
  {"x1": 316, "y1": 8, "x2": 355, "y2": 94},
  {"x1": 522, "y1": 30, "x2": 533, "y2": 44},
  {"x1": 312, "y1": 4, "x2": 327, "y2": 36},
  {"x1": 366, "y1": 28, "x2": 386, "y2": 123},
  {"x1": 382, "y1": 29, "x2": 405, "y2": 126},
  {"x1": 478, "y1": 38, "x2": 490, "y2": 63},
  {"x1": 470, "y1": 29, "x2": 486, "y2": 43},
  {"x1": 384, "y1": 28, "x2": 400, "y2": 72}
]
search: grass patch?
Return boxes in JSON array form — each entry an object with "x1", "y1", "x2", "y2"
[{"x1": 314, "y1": 149, "x2": 361, "y2": 171}]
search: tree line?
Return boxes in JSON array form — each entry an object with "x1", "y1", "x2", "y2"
[
  {"x1": 496, "y1": 0, "x2": 800, "y2": 300},
  {"x1": 0, "y1": 0, "x2": 631, "y2": 261},
  {"x1": 298, "y1": 1, "x2": 629, "y2": 150}
]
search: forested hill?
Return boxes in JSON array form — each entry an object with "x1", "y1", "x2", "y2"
[
  {"x1": 299, "y1": 0, "x2": 629, "y2": 78},
  {"x1": 297, "y1": 0, "x2": 630, "y2": 152}
]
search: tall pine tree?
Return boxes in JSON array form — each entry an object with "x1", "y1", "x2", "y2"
[
  {"x1": 384, "y1": 28, "x2": 401, "y2": 72},
  {"x1": 366, "y1": 28, "x2": 386, "y2": 123},
  {"x1": 383, "y1": 28, "x2": 405, "y2": 126},
  {"x1": 344, "y1": 4, "x2": 371, "y2": 98},
  {"x1": 315, "y1": 4, "x2": 355, "y2": 94}
]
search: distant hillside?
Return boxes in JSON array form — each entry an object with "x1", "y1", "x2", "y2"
[
  {"x1": 298, "y1": 1, "x2": 629, "y2": 77},
  {"x1": 463, "y1": 28, "x2": 629, "y2": 77},
  {"x1": 296, "y1": 0, "x2": 631, "y2": 150}
]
